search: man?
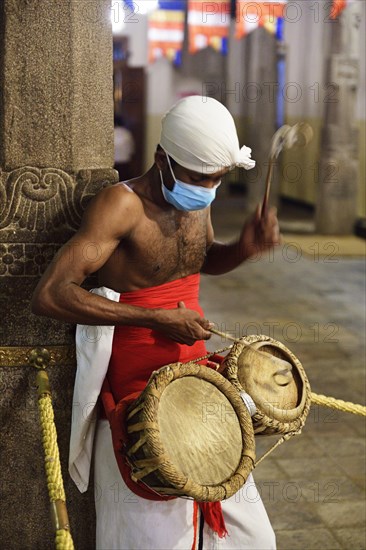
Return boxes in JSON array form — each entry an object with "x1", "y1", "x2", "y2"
[{"x1": 32, "y1": 96, "x2": 279, "y2": 549}]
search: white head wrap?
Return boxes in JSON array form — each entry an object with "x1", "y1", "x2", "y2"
[{"x1": 160, "y1": 96, "x2": 255, "y2": 173}]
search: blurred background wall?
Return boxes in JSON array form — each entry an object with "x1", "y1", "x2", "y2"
[{"x1": 112, "y1": 0, "x2": 365, "y2": 223}]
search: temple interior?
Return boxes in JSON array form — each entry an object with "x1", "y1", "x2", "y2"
[{"x1": 0, "y1": 1, "x2": 365, "y2": 549}]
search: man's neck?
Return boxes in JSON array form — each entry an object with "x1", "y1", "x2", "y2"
[{"x1": 128, "y1": 165, "x2": 175, "y2": 212}]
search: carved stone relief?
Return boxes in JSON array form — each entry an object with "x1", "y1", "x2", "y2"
[{"x1": 0, "y1": 166, "x2": 118, "y2": 276}]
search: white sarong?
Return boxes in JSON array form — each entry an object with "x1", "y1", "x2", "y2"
[{"x1": 94, "y1": 420, "x2": 276, "y2": 550}]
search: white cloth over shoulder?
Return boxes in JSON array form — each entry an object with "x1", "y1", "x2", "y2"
[
  {"x1": 160, "y1": 95, "x2": 255, "y2": 173},
  {"x1": 68, "y1": 286, "x2": 120, "y2": 492}
]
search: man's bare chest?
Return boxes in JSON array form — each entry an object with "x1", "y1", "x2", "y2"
[
  {"x1": 100, "y1": 209, "x2": 209, "y2": 290},
  {"x1": 130, "y1": 210, "x2": 208, "y2": 276}
]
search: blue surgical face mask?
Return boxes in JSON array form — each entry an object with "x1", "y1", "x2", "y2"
[{"x1": 160, "y1": 153, "x2": 220, "y2": 211}]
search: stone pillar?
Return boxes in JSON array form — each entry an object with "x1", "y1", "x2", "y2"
[
  {"x1": 315, "y1": 2, "x2": 361, "y2": 234},
  {"x1": 242, "y1": 27, "x2": 278, "y2": 213},
  {"x1": 0, "y1": 1, "x2": 118, "y2": 548}
]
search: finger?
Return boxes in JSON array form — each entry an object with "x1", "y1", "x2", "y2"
[
  {"x1": 263, "y1": 211, "x2": 279, "y2": 231},
  {"x1": 268, "y1": 206, "x2": 278, "y2": 217},
  {"x1": 200, "y1": 318, "x2": 213, "y2": 330},
  {"x1": 178, "y1": 301, "x2": 186, "y2": 309},
  {"x1": 255, "y1": 204, "x2": 261, "y2": 221},
  {"x1": 197, "y1": 324, "x2": 212, "y2": 340},
  {"x1": 173, "y1": 334, "x2": 192, "y2": 345}
]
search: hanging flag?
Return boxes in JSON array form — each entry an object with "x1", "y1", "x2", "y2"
[
  {"x1": 236, "y1": 1, "x2": 286, "y2": 39},
  {"x1": 188, "y1": 0, "x2": 231, "y2": 54},
  {"x1": 123, "y1": 0, "x2": 135, "y2": 11},
  {"x1": 330, "y1": 0, "x2": 348, "y2": 19},
  {"x1": 148, "y1": 1, "x2": 185, "y2": 64}
]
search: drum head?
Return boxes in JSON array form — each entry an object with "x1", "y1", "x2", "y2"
[
  {"x1": 158, "y1": 376, "x2": 242, "y2": 485},
  {"x1": 236, "y1": 343, "x2": 302, "y2": 413},
  {"x1": 222, "y1": 335, "x2": 312, "y2": 435}
]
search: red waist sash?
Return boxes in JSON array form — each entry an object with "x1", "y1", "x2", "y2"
[
  {"x1": 100, "y1": 274, "x2": 227, "y2": 540},
  {"x1": 107, "y1": 273, "x2": 207, "y2": 404}
]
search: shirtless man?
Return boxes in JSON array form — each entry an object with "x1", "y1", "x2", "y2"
[
  {"x1": 31, "y1": 154, "x2": 277, "y2": 337},
  {"x1": 31, "y1": 96, "x2": 279, "y2": 550}
]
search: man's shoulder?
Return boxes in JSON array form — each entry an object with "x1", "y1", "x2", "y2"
[
  {"x1": 93, "y1": 183, "x2": 143, "y2": 211},
  {"x1": 80, "y1": 183, "x2": 144, "y2": 235}
]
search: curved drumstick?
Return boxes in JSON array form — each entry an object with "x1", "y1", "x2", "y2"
[
  {"x1": 261, "y1": 123, "x2": 313, "y2": 218},
  {"x1": 209, "y1": 327, "x2": 237, "y2": 342}
]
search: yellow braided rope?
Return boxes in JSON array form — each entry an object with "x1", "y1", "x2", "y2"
[
  {"x1": 38, "y1": 395, "x2": 66, "y2": 502},
  {"x1": 30, "y1": 349, "x2": 74, "y2": 550},
  {"x1": 55, "y1": 529, "x2": 74, "y2": 550},
  {"x1": 311, "y1": 392, "x2": 366, "y2": 416},
  {"x1": 37, "y1": 387, "x2": 74, "y2": 550}
]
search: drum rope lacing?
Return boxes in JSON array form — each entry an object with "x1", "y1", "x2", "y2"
[
  {"x1": 190, "y1": 344, "x2": 234, "y2": 364},
  {"x1": 254, "y1": 430, "x2": 303, "y2": 467},
  {"x1": 29, "y1": 349, "x2": 74, "y2": 550}
]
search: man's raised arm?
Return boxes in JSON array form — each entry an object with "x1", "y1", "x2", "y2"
[{"x1": 201, "y1": 205, "x2": 281, "y2": 275}]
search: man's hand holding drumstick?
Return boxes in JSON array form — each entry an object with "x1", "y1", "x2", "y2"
[
  {"x1": 238, "y1": 205, "x2": 281, "y2": 260},
  {"x1": 238, "y1": 122, "x2": 314, "y2": 261}
]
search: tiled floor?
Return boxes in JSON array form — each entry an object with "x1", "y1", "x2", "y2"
[{"x1": 200, "y1": 195, "x2": 366, "y2": 550}]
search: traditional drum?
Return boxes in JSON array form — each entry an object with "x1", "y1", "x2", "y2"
[
  {"x1": 125, "y1": 361, "x2": 256, "y2": 502},
  {"x1": 222, "y1": 335, "x2": 311, "y2": 435}
]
